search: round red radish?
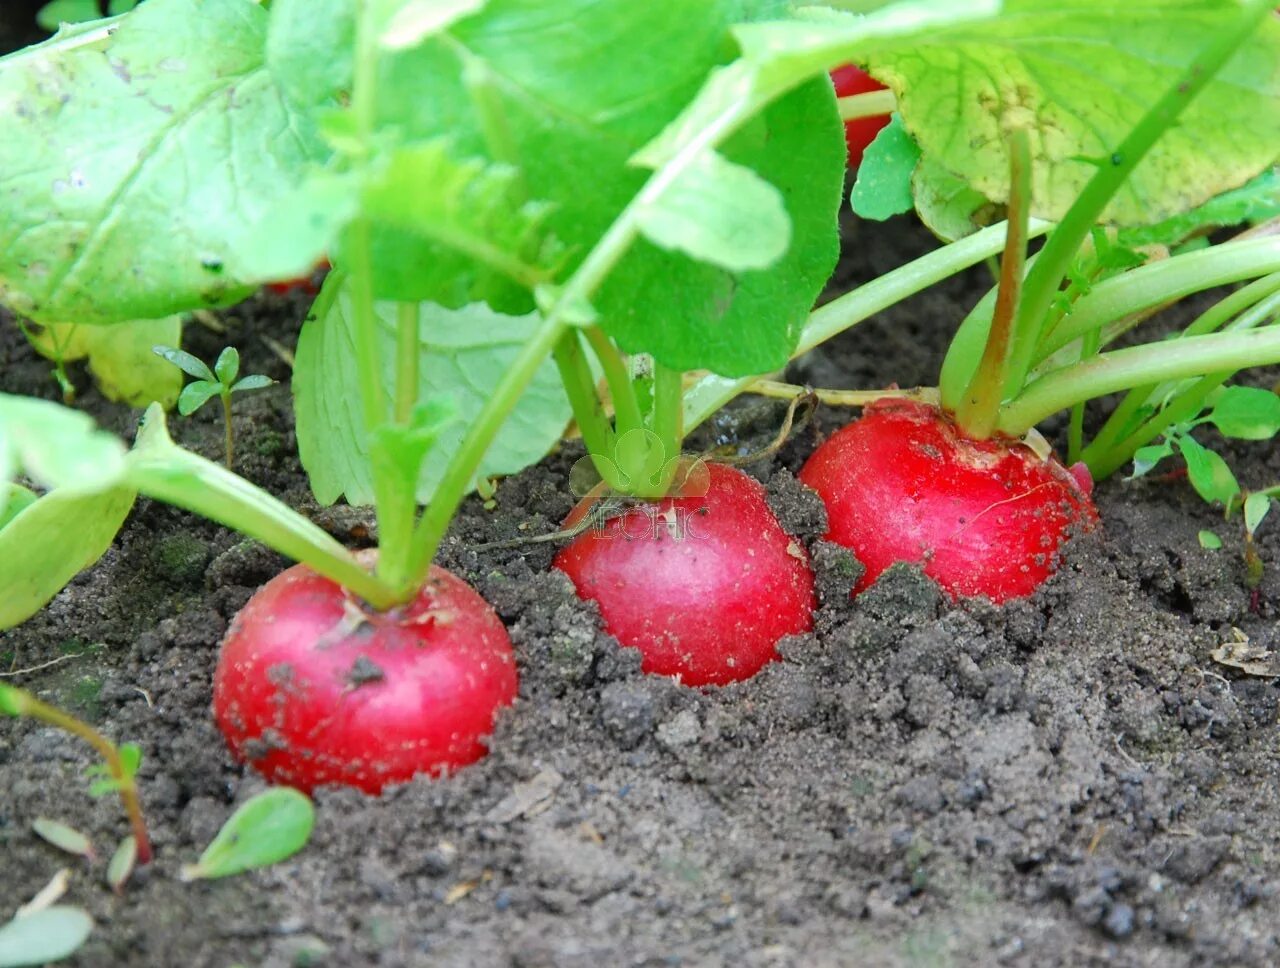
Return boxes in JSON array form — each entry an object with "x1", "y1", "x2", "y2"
[
  {"x1": 213, "y1": 552, "x2": 517, "y2": 794},
  {"x1": 553, "y1": 463, "x2": 814, "y2": 687},
  {"x1": 830, "y1": 64, "x2": 891, "y2": 168},
  {"x1": 798, "y1": 399, "x2": 1097, "y2": 602}
]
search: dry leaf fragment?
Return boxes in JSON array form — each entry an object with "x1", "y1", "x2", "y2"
[{"x1": 1211, "y1": 627, "x2": 1280, "y2": 678}]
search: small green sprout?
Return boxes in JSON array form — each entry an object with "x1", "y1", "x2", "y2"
[
  {"x1": 0, "y1": 683, "x2": 151, "y2": 871},
  {"x1": 152, "y1": 345, "x2": 275, "y2": 470},
  {"x1": 0, "y1": 906, "x2": 92, "y2": 968}
]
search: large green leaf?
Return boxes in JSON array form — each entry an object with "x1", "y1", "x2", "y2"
[
  {"x1": 293, "y1": 276, "x2": 570, "y2": 506},
  {"x1": 865, "y1": 0, "x2": 1280, "y2": 225},
  {"x1": 357, "y1": 0, "x2": 842, "y2": 376},
  {"x1": 0, "y1": 0, "x2": 325, "y2": 325}
]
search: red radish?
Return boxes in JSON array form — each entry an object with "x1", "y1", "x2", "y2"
[
  {"x1": 830, "y1": 64, "x2": 891, "y2": 168},
  {"x1": 798, "y1": 399, "x2": 1097, "y2": 602},
  {"x1": 266, "y1": 258, "x2": 330, "y2": 295},
  {"x1": 553, "y1": 463, "x2": 814, "y2": 687},
  {"x1": 213, "y1": 551, "x2": 517, "y2": 794}
]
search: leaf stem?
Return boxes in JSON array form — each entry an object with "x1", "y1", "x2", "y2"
[
  {"x1": 553, "y1": 331, "x2": 617, "y2": 477},
  {"x1": 394, "y1": 302, "x2": 420, "y2": 424},
  {"x1": 954, "y1": 127, "x2": 1031, "y2": 436},
  {"x1": 998, "y1": 327, "x2": 1280, "y2": 437},
  {"x1": 837, "y1": 89, "x2": 896, "y2": 121},
  {"x1": 1004, "y1": 0, "x2": 1276, "y2": 396},
  {"x1": 684, "y1": 218, "x2": 1051, "y2": 432},
  {"x1": 584, "y1": 326, "x2": 644, "y2": 435},
  {"x1": 128, "y1": 408, "x2": 398, "y2": 608},
  {"x1": 643, "y1": 362, "x2": 684, "y2": 499},
  {"x1": 1082, "y1": 272, "x2": 1280, "y2": 460},
  {"x1": 0, "y1": 684, "x2": 151, "y2": 866},
  {"x1": 1038, "y1": 236, "x2": 1280, "y2": 359}
]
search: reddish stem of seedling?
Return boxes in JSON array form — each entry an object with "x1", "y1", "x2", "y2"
[
  {"x1": 954, "y1": 127, "x2": 1031, "y2": 438},
  {"x1": 5, "y1": 687, "x2": 152, "y2": 865}
]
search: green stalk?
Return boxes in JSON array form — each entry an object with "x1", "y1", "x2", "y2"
[
  {"x1": 954, "y1": 127, "x2": 1031, "y2": 436},
  {"x1": 0, "y1": 684, "x2": 151, "y2": 865},
  {"x1": 1081, "y1": 288, "x2": 1280, "y2": 476},
  {"x1": 220, "y1": 391, "x2": 235, "y2": 470},
  {"x1": 1037, "y1": 236, "x2": 1280, "y2": 359},
  {"x1": 584, "y1": 326, "x2": 644, "y2": 435},
  {"x1": 394, "y1": 302, "x2": 420, "y2": 424},
  {"x1": 998, "y1": 327, "x2": 1280, "y2": 437},
  {"x1": 684, "y1": 218, "x2": 1052, "y2": 433},
  {"x1": 1065, "y1": 328, "x2": 1100, "y2": 463},
  {"x1": 553, "y1": 331, "x2": 618, "y2": 475},
  {"x1": 640, "y1": 362, "x2": 684, "y2": 499},
  {"x1": 129, "y1": 409, "x2": 399, "y2": 609},
  {"x1": 837, "y1": 89, "x2": 896, "y2": 121},
  {"x1": 1004, "y1": 0, "x2": 1276, "y2": 396},
  {"x1": 1080, "y1": 273, "x2": 1280, "y2": 459}
]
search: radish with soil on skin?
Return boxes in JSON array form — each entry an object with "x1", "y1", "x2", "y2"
[
  {"x1": 830, "y1": 64, "x2": 892, "y2": 168},
  {"x1": 798, "y1": 398, "x2": 1096, "y2": 602},
  {"x1": 213, "y1": 552, "x2": 516, "y2": 794},
  {"x1": 553, "y1": 462, "x2": 814, "y2": 686}
]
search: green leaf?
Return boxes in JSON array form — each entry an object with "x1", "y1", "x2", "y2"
[
  {"x1": 152, "y1": 346, "x2": 215, "y2": 383},
  {"x1": 1120, "y1": 169, "x2": 1280, "y2": 248},
  {"x1": 0, "y1": 0, "x2": 326, "y2": 325},
  {"x1": 634, "y1": 149, "x2": 790, "y2": 272},
  {"x1": 213, "y1": 347, "x2": 241, "y2": 387},
  {"x1": 351, "y1": 139, "x2": 566, "y2": 311},
  {"x1": 850, "y1": 114, "x2": 920, "y2": 221},
  {"x1": 231, "y1": 375, "x2": 275, "y2": 393},
  {"x1": 0, "y1": 485, "x2": 38, "y2": 532},
  {"x1": 180, "y1": 788, "x2": 314, "y2": 881},
  {"x1": 911, "y1": 155, "x2": 1000, "y2": 242},
  {"x1": 266, "y1": 0, "x2": 355, "y2": 109},
  {"x1": 33, "y1": 818, "x2": 94, "y2": 859},
  {"x1": 1177, "y1": 436, "x2": 1239, "y2": 506},
  {"x1": 106, "y1": 836, "x2": 137, "y2": 892},
  {"x1": 35, "y1": 0, "x2": 103, "y2": 31},
  {"x1": 1207, "y1": 386, "x2": 1280, "y2": 440},
  {"x1": 0, "y1": 394, "x2": 128, "y2": 492},
  {"x1": 1129, "y1": 440, "x2": 1174, "y2": 479},
  {"x1": 1244, "y1": 491, "x2": 1272, "y2": 536},
  {"x1": 177, "y1": 381, "x2": 221, "y2": 417},
  {"x1": 229, "y1": 172, "x2": 361, "y2": 284},
  {"x1": 378, "y1": 0, "x2": 486, "y2": 50},
  {"x1": 294, "y1": 277, "x2": 570, "y2": 506},
  {"x1": 864, "y1": 0, "x2": 1280, "y2": 225},
  {"x1": 0, "y1": 485, "x2": 135, "y2": 630},
  {"x1": 0, "y1": 907, "x2": 93, "y2": 968},
  {"x1": 1197, "y1": 529, "x2": 1223, "y2": 550}
]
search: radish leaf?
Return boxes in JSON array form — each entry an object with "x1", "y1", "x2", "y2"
[
  {"x1": 0, "y1": 0, "x2": 325, "y2": 324},
  {"x1": 866, "y1": 0, "x2": 1280, "y2": 225},
  {"x1": 32, "y1": 818, "x2": 94, "y2": 860},
  {"x1": 634, "y1": 150, "x2": 790, "y2": 272},
  {"x1": 294, "y1": 277, "x2": 569, "y2": 506}
]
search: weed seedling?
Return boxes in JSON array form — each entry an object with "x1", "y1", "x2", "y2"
[
  {"x1": 0, "y1": 684, "x2": 151, "y2": 868},
  {"x1": 152, "y1": 346, "x2": 274, "y2": 470}
]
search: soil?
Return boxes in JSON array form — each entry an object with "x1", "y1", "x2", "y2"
[{"x1": 7, "y1": 17, "x2": 1280, "y2": 968}]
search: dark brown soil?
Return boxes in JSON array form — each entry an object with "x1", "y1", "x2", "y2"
[{"x1": 7, "y1": 14, "x2": 1280, "y2": 968}]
